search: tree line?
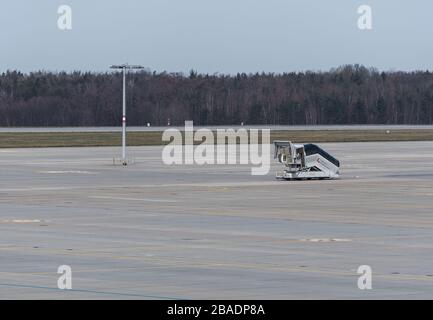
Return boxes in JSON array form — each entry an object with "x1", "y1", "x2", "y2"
[{"x1": 1, "y1": 65, "x2": 433, "y2": 127}]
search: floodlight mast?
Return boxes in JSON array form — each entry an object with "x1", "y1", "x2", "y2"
[{"x1": 110, "y1": 64, "x2": 144, "y2": 165}]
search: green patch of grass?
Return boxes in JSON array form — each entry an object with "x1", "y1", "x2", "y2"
[
  {"x1": 271, "y1": 129, "x2": 433, "y2": 143},
  {"x1": 0, "y1": 129, "x2": 432, "y2": 148}
]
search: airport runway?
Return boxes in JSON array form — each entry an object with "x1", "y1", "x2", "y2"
[
  {"x1": 1, "y1": 142, "x2": 433, "y2": 299},
  {"x1": 1, "y1": 124, "x2": 433, "y2": 133}
]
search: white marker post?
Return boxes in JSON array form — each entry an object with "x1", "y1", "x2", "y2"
[{"x1": 110, "y1": 64, "x2": 144, "y2": 165}]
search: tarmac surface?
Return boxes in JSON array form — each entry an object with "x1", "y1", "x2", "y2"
[{"x1": 1, "y1": 142, "x2": 433, "y2": 299}]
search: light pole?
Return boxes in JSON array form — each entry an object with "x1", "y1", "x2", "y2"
[{"x1": 110, "y1": 64, "x2": 144, "y2": 165}]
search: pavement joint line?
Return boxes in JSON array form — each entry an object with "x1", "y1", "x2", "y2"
[{"x1": 0, "y1": 283, "x2": 186, "y2": 299}]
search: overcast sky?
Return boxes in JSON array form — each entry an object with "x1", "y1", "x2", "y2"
[{"x1": 1, "y1": 0, "x2": 432, "y2": 74}]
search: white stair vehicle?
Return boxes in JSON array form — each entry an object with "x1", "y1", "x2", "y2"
[{"x1": 274, "y1": 141, "x2": 340, "y2": 180}]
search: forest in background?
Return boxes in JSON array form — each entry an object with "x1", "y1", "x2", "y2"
[{"x1": 1, "y1": 65, "x2": 433, "y2": 127}]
